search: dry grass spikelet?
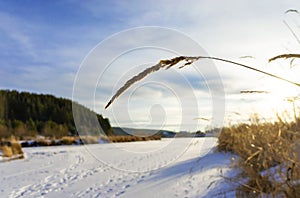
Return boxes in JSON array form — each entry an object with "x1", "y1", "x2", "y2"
[{"x1": 105, "y1": 55, "x2": 300, "y2": 109}]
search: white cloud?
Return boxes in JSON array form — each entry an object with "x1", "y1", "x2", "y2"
[{"x1": 0, "y1": 12, "x2": 37, "y2": 58}]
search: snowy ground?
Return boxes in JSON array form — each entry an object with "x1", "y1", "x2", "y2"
[{"x1": 0, "y1": 137, "x2": 237, "y2": 198}]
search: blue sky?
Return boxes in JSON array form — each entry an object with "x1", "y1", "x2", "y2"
[{"x1": 1, "y1": 1, "x2": 300, "y2": 131}]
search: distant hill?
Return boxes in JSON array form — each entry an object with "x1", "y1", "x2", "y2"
[
  {"x1": 0, "y1": 90, "x2": 114, "y2": 138},
  {"x1": 112, "y1": 127, "x2": 206, "y2": 138},
  {"x1": 112, "y1": 127, "x2": 176, "y2": 137}
]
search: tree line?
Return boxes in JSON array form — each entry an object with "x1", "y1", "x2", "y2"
[{"x1": 0, "y1": 90, "x2": 114, "y2": 138}]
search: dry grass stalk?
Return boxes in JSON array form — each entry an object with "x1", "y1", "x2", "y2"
[
  {"x1": 104, "y1": 56, "x2": 193, "y2": 109},
  {"x1": 240, "y1": 90, "x2": 270, "y2": 94},
  {"x1": 269, "y1": 54, "x2": 300, "y2": 63},
  {"x1": 285, "y1": 9, "x2": 299, "y2": 14},
  {"x1": 283, "y1": 9, "x2": 300, "y2": 45},
  {"x1": 245, "y1": 149, "x2": 261, "y2": 163},
  {"x1": 193, "y1": 117, "x2": 210, "y2": 121},
  {"x1": 105, "y1": 56, "x2": 300, "y2": 109},
  {"x1": 283, "y1": 20, "x2": 300, "y2": 45}
]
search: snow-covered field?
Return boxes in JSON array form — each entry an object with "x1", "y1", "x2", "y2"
[{"x1": 0, "y1": 137, "x2": 236, "y2": 197}]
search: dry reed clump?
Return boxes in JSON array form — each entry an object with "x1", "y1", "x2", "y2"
[
  {"x1": 80, "y1": 136, "x2": 100, "y2": 144},
  {"x1": 218, "y1": 117, "x2": 300, "y2": 197},
  {"x1": 11, "y1": 141, "x2": 24, "y2": 156},
  {"x1": 108, "y1": 135, "x2": 161, "y2": 143},
  {"x1": 60, "y1": 136, "x2": 76, "y2": 145},
  {"x1": 1, "y1": 145, "x2": 13, "y2": 157},
  {"x1": 36, "y1": 139, "x2": 51, "y2": 146},
  {"x1": 0, "y1": 136, "x2": 24, "y2": 159},
  {"x1": 2, "y1": 135, "x2": 159, "y2": 147}
]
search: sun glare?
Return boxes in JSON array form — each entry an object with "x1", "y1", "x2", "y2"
[
  {"x1": 258, "y1": 77, "x2": 300, "y2": 121},
  {"x1": 265, "y1": 79, "x2": 299, "y2": 98}
]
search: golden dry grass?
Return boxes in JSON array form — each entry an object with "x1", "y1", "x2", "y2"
[
  {"x1": 108, "y1": 135, "x2": 161, "y2": 143},
  {"x1": 11, "y1": 142, "x2": 23, "y2": 156},
  {"x1": 1, "y1": 135, "x2": 160, "y2": 148},
  {"x1": 218, "y1": 117, "x2": 300, "y2": 197},
  {"x1": 1, "y1": 145, "x2": 13, "y2": 157},
  {"x1": 80, "y1": 136, "x2": 100, "y2": 144},
  {"x1": 60, "y1": 136, "x2": 76, "y2": 145},
  {"x1": 0, "y1": 136, "x2": 24, "y2": 160}
]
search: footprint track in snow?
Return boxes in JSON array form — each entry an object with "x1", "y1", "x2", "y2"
[{"x1": 11, "y1": 151, "x2": 106, "y2": 197}]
